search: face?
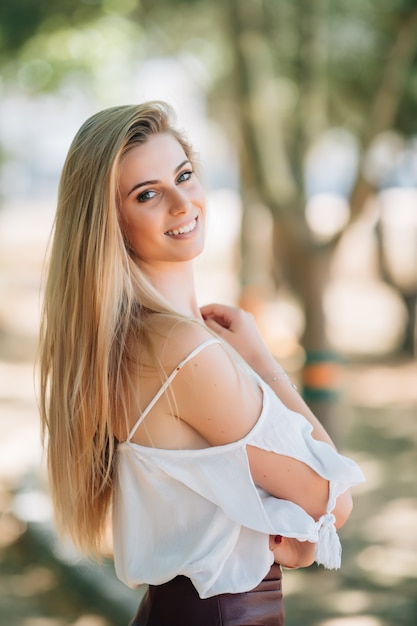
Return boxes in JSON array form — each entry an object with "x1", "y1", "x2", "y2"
[{"x1": 118, "y1": 133, "x2": 206, "y2": 270}]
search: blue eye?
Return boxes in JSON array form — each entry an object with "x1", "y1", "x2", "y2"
[
  {"x1": 177, "y1": 170, "x2": 193, "y2": 183},
  {"x1": 137, "y1": 189, "x2": 157, "y2": 202}
]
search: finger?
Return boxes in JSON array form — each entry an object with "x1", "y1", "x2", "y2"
[
  {"x1": 200, "y1": 303, "x2": 235, "y2": 322},
  {"x1": 205, "y1": 315, "x2": 231, "y2": 330},
  {"x1": 201, "y1": 313, "x2": 229, "y2": 329},
  {"x1": 203, "y1": 317, "x2": 230, "y2": 335},
  {"x1": 200, "y1": 303, "x2": 220, "y2": 318}
]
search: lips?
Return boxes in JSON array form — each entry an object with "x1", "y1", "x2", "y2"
[{"x1": 165, "y1": 217, "x2": 198, "y2": 236}]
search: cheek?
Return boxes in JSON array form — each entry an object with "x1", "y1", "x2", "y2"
[
  {"x1": 128, "y1": 223, "x2": 149, "y2": 250},
  {"x1": 195, "y1": 181, "x2": 206, "y2": 204},
  {"x1": 125, "y1": 214, "x2": 163, "y2": 255}
]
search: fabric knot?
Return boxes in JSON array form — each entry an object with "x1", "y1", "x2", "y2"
[
  {"x1": 318, "y1": 512, "x2": 336, "y2": 529},
  {"x1": 314, "y1": 512, "x2": 341, "y2": 570}
]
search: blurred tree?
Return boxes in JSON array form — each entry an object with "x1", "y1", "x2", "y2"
[
  {"x1": 1, "y1": 0, "x2": 417, "y2": 427},
  {"x1": 221, "y1": 0, "x2": 417, "y2": 428},
  {"x1": 142, "y1": 0, "x2": 417, "y2": 425}
]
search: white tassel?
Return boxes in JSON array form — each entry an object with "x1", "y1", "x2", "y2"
[{"x1": 315, "y1": 513, "x2": 342, "y2": 570}]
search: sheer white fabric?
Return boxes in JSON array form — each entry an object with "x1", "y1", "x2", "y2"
[{"x1": 113, "y1": 339, "x2": 365, "y2": 598}]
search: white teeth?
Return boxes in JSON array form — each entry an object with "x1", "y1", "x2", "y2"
[{"x1": 167, "y1": 218, "x2": 197, "y2": 236}]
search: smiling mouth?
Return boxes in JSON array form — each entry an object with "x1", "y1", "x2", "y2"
[{"x1": 165, "y1": 217, "x2": 198, "y2": 236}]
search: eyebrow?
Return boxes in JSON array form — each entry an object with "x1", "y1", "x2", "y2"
[{"x1": 126, "y1": 159, "x2": 191, "y2": 197}]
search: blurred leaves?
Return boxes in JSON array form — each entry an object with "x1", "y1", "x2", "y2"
[
  {"x1": 0, "y1": 0, "x2": 103, "y2": 56},
  {"x1": 3, "y1": 0, "x2": 417, "y2": 137},
  {"x1": 1, "y1": 0, "x2": 416, "y2": 357},
  {"x1": 0, "y1": 0, "x2": 144, "y2": 93}
]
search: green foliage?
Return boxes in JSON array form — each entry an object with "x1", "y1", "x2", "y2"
[
  {"x1": 0, "y1": 0, "x2": 103, "y2": 57},
  {"x1": 0, "y1": 2, "x2": 146, "y2": 95},
  {"x1": 2, "y1": 0, "x2": 417, "y2": 135},
  {"x1": 3, "y1": 0, "x2": 415, "y2": 136}
]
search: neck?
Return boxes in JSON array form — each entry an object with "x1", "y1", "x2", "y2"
[{"x1": 141, "y1": 260, "x2": 202, "y2": 320}]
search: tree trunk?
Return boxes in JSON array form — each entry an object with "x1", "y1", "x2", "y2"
[
  {"x1": 301, "y1": 243, "x2": 344, "y2": 440},
  {"x1": 226, "y1": 0, "x2": 344, "y2": 438}
]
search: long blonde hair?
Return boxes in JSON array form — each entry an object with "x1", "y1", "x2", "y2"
[{"x1": 39, "y1": 102, "x2": 195, "y2": 555}]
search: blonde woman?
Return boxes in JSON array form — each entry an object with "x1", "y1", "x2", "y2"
[{"x1": 39, "y1": 102, "x2": 364, "y2": 625}]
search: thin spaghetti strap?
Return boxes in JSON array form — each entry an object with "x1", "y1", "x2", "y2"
[{"x1": 127, "y1": 337, "x2": 222, "y2": 441}]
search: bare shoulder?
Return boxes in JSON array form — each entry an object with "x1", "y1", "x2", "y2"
[
  {"x1": 168, "y1": 323, "x2": 263, "y2": 446},
  {"x1": 135, "y1": 315, "x2": 263, "y2": 448},
  {"x1": 146, "y1": 315, "x2": 217, "y2": 367}
]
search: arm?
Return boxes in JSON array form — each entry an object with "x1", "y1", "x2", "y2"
[
  {"x1": 169, "y1": 324, "x2": 333, "y2": 525},
  {"x1": 200, "y1": 303, "x2": 353, "y2": 529},
  {"x1": 166, "y1": 319, "x2": 349, "y2": 570},
  {"x1": 201, "y1": 303, "x2": 335, "y2": 445}
]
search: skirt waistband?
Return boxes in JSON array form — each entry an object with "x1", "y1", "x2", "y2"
[{"x1": 130, "y1": 564, "x2": 285, "y2": 626}]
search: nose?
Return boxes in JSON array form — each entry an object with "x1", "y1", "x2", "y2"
[{"x1": 168, "y1": 186, "x2": 191, "y2": 215}]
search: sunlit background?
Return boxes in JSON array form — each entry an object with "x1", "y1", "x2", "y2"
[{"x1": 0, "y1": 1, "x2": 416, "y2": 625}]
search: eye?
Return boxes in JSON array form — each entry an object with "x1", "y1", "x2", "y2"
[
  {"x1": 136, "y1": 189, "x2": 157, "y2": 203},
  {"x1": 176, "y1": 170, "x2": 193, "y2": 184}
]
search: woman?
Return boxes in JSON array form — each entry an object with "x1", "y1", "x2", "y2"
[{"x1": 39, "y1": 101, "x2": 364, "y2": 625}]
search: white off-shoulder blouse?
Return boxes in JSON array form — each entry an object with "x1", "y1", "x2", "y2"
[{"x1": 113, "y1": 338, "x2": 365, "y2": 599}]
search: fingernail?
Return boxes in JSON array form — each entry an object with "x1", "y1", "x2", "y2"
[{"x1": 274, "y1": 535, "x2": 282, "y2": 544}]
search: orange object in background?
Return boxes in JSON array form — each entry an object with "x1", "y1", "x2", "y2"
[{"x1": 302, "y1": 352, "x2": 345, "y2": 402}]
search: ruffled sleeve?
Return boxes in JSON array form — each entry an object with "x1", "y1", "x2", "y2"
[{"x1": 247, "y1": 379, "x2": 365, "y2": 569}]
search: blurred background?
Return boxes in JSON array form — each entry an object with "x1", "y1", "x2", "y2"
[{"x1": 0, "y1": 0, "x2": 416, "y2": 625}]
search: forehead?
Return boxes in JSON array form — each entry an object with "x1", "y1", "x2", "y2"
[{"x1": 119, "y1": 133, "x2": 188, "y2": 186}]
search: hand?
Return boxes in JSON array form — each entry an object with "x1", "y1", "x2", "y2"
[
  {"x1": 200, "y1": 303, "x2": 272, "y2": 370},
  {"x1": 269, "y1": 535, "x2": 316, "y2": 569}
]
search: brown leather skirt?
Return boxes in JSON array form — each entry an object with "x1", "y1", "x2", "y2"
[{"x1": 129, "y1": 564, "x2": 285, "y2": 626}]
